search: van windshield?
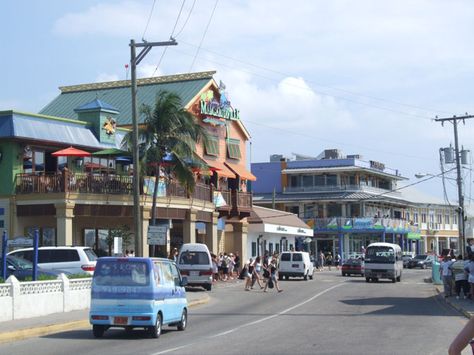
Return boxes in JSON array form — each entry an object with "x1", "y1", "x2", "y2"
[
  {"x1": 179, "y1": 251, "x2": 210, "y2": 265},
  {"x1": 94, "y1": 260, "x2": 150, "y2": 286},
  {"x1": 365, "y1": 246, "x2": 395, "y2": 263}
]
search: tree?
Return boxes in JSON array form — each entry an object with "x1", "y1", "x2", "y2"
[{"x1": 122, "y1": 90, "x2": 208, "y2": 227}]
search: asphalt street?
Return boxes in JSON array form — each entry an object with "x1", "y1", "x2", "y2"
[{"x1": 0, "y1": 269, "x2": 469, "y2": 355}]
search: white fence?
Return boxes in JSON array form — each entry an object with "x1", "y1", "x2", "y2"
[{"x1": 0, "y1": 274, "x2": 91, "y2": 322}]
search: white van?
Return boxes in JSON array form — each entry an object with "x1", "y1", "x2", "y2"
[
  {"x1": 278, "y1": 251, "x2": 314, "y2": 280},
  {"x1": 177, "y1": 243, "x2": 213, "y2": 291},
  {"x1": 364, "y1": 242, "x2": 403, "y2": 283}
]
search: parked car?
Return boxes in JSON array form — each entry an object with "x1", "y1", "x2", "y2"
[
  {"x1": 0, "y1": 255, "x2": 62, "y2": 281},
  {"x1": 341, "y1": 258, "x2": 364, "y2": 276},
  {"x1": 278, "y1": 251, "x2": 314, "y2": 280},
  {"x1": 8, "y1": 246, "x2": 98, "y2": 275},
  {"x1": 177, "y1": 243, "x2": 213, "y2": 291},
  {"x1": 90, "y1": 257, "x2": 188, "y2": 338},
  {"x1": 407, "y1": 254, "x2": 434, "y2": 269},
  {"x1": 402, "y1": 255, "x2": 413, "y2": 268}
]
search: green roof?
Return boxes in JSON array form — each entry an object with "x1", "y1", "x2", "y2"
[{"x1": 40, "y1": 71, "x2": 215, "y2": 126}]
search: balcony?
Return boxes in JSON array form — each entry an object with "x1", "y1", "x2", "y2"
[
  {"x1": 304, "y1": 217, "x2": 420, "y2": 234},
  {"x1": 284, "y1": 184, "x2": 401, "y2": 196}
]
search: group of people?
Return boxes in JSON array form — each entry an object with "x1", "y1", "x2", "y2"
[
  {"x1": 440, "y1": 253, "x2": 474, "y2": 300},
  {"x1": 210, "y1": 252, "x2": 241, "y2": 282},
  {"x1": 242, "y1": 253, "x2": 283, "y2": 293},
  {"x1": 314, "y1": 251, "x2": 341, "y2": 271}
]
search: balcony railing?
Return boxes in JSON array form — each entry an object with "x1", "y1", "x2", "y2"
[
  {"x1": 284, "y1": 184, "x2": 400, "y2": 196},
  {"x1": 232, "y1": 190, "x2": 252, "y2": 211},
  {"x1": 304, "y1": 217, "x2": 422, "y2": 233}
]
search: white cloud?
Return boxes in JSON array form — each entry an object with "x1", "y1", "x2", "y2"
[
  {"x1": 95, "y1": 73, "x2": 120, "y2": 83},
  {"x1": 137, "y1": 64, "x2": 162, "y2": 78}
]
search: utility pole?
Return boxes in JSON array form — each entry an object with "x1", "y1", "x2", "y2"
[
  {"x1": 435, "y1": 114, "x2": 474, "y2": 258},
  {"x1": 130, "y1": 38, "x2": 177, "y2": 257}
]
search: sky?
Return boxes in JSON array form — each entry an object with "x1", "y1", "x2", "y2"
[{"x1": 2, "y1": 0, "x2": 474, "y2": 207}]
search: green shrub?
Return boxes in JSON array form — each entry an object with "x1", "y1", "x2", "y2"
[
  {"x1": 23, "y1": 274, "x2": 58, "y2": 282},
  {"x1": 0, "y1": 277, "x2": 4, "y2": 284}
]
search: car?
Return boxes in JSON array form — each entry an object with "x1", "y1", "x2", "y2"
[
  {"x1": 402, "y1": 255, "x2": 413, "y2": 268},
  {"x1": 407, "y1": 254, "x2": 434, "y2": 269},
  {"x1": 1, "y1": 255, "x2": 62, "y2": 281},
  {"x1": 177, "y1": 243, "x2": 213, "y2": 291},
  {"x1": 8, "y1": 246, "x2": 98, "y2": 275},
  {"x1": 341, "y1": 258, "x2": 364, "y2": 276},
  {"x1": 278, "y1": 251, "x2": 314, "y2": 280},
  {"x1": 90, "y1": 257, "x2": 188, "y2": 338}
]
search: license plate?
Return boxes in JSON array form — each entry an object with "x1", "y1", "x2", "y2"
[
  {"x1": 292, "y1": 264, "x2": 299, "y2": 268},
  {"x1": 190, "y1": 271, "x2": 199, "y2": 276},
  {"x1": 114, "y1": 316, "x2": 128, "y2": 325}
]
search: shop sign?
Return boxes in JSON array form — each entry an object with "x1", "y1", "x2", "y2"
[
  {"x1": 147, "y1": 225, "x2": 168, "y2": 246},
  {"x1": 7, "y1": 237, "x2": 33, "y2": 247},
  {"x1": 200, "y1": 89, "x2": 240, "y2": 121},
  {"x1": 370, "y1": 160, "x2": 385, "y2": 171}
]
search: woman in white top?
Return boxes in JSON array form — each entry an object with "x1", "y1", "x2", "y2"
[{"x1": 251, "y1": 256, "x2": 264, "y2": 289}]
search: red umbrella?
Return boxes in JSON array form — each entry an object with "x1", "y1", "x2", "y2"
[{"x1": 52, "y1": 146, "x2": 91, "y2": 157}]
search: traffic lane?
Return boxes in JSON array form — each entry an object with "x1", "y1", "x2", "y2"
[
  {"x1": 0, "y1": 277, "x2": 342, "y2": 355},
  {"x1": 143, "y1": 270, "x2": 468, "y2": 355}
]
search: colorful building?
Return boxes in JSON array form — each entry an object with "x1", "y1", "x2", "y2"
[
  {"x1": 251, "y1": 150, "x2": 458, "y2": 259},
  {"x1": 0, "y1": 71, "x2": 256, "y2": 262}
]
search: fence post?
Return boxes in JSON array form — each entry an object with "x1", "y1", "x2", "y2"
[
  {"x1": 8, "y1": 276, "x2": 20, "y2": 320},
  {"x1": 60, "y1": 273, "x2": 70, "y2": 312},
  {"x1": 1, "y1": 231, "x2": 7, "y2": 281}
]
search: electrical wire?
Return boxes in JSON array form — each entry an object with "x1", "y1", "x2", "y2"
[
  {"x1": 189, "y1": 0, "x2": 219, "y2": 71},
  {"x1": 142, "y1": 0, "x2": 158, "y2": 41},
  {"x1": 151, "y1": 0, "x2": 187, "y2": 77},
  {"x1": 174, "y1": 0, "x2": 196, "y2": 38},
  {"x1": 174, "y1": 47, "x2": 435, "y2": 121},
  {"x1": 179, "y1": 39, "x2": 452, "y2": 118}
]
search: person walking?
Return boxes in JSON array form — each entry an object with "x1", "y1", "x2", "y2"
[
  {"x1": 451, "y1": 254, "x2": 469, "y2": 299},
  {"x1": 244, "y1": 259, "x2": 254, "y2": 291},
  {"x1": 464, "y1": 255, "x2": 474, "y2": 300},
  {"x1": 263, "y1": 257, "x2": 282, "y2": 293},
  {"x1": 334, "y1": 253, "x2": 341, "y2": 270},
  {"x1": 440, "y1": 256, "x2": 454, "y2": 297},
  {"x1": 318, "y1": 251, "x2": 325, "y2": 271},
  {"x1": 251, "y1": 256, "x2": 264, "y2": 289},
  {"x1": 326, "y1": 252, "x2": 333, "y2": 271}
]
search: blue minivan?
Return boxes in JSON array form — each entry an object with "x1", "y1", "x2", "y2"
[{"x1": 89, "y1": 257, "x2": 188, "y2": 338}]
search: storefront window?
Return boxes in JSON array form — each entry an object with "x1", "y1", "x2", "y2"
[
  {"x1": 326, "y1": 175, "x2": 337, "y2": 186},
  {"x1": 302, "y1": 175, "x2": 313, "y2": 187},
  {"x1": 42, "y1": 228, "x2": 56, "y2": 246},
  {"x1": 314, "y1": 175, "x2": 324, "y2": 186},
  {"x1": 97, "y1": 229, "x2": 110, "y2": 257}
]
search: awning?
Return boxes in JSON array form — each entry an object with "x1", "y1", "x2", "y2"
[
  {"x1": 407, "y1": 232, "x2": 421, "y2": 240},
  {"x1": 201, "y1": 158, "x2": 236, "y2": 179},
  {"x1": 224, "y1": 162, "x2": 257, "y2": 181}
]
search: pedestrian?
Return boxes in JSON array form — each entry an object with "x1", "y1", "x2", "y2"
[
  {"x1": 449, "y1": 316, "x2": 474, "y2": 354},
  {"x1": 227, "y1": 253, "x2": 236, "y2": 279},
  {"x1": 464, "y1": 255, "x2": 474, "y2": 299},
  {"x1": 466, "y1": 239, "x2": 474, "y2": 259},
  {"x1": 221, "y1": 253, "x2": 229, "y2": 281},
  {"x1": 245, "y1": 259, "x2": 254, "y2": 291},
  {"x1": 211, "y1": 254, "x2": 219, "y2": 282},
  {"x1": 263, "y1": 257, "x2": 283, "y2": 293},
  {"x1": 234, "y1": 252, "x2": 241, "y2": 277},
  {"x1": 251, "y1": 256, "x2": 264, "y2": 289},
  {"x1": 326, "y1": 252, "x2": 333, "y2": 271},
  {"x1": 318, "y1": 251, "x2": 325, "y2": 271},
  {"x1": 440, "y1": 256, "x2": 454, "y2": 297},
  {"x1": 168, "y1": 247, "x2": 178, "y2": 262},
  {"x1": 451, "y1": 254, "x2": 469, "y2": 299},
  {"x1": 334, "y1": 252, "x2": 341, "y2": 270}
]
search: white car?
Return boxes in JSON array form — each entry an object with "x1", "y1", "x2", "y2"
[
  {"x1": 278, "y1": 251, "x2": 314, "y2": 280},
  {"x1": 8, "y1": 246, "x2": 97, "y2": 275}
]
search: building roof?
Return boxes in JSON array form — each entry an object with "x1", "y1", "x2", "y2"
[
  {"x1": 74, "y1": 98, "x2": 119, "y2": 113},
  {"x1": 40, "y1": 71, "x2": 216, "y2": 126},
  {"x1": 0, "y1": 110, "x2": 125, "y2": 149},
  {"x1": 248, "y1": 206, "x2": 311, "y2": 229}
]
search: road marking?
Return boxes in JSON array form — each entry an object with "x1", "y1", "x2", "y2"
[{"x1": 150, "y1": 283, "x2": 344, "y2": 355}]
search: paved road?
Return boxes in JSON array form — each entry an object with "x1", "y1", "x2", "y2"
[{"x1": 0, "y1": 269, "x2": 469, "y2": 355}]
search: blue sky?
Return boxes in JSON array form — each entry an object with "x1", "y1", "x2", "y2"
[{"x1": 2, "y1": 1, "x2": 474, "y2": 206}]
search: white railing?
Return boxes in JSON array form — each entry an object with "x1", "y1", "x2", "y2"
[
  {"x1": 0, "y1": 274, "x2": 92, "y2": 322},
  {"x1": 284, "y1": 184, "x2": 401, "y2": 196}
]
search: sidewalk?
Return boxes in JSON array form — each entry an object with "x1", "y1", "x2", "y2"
[
  {"x1": 435, "y1": 284, "x2": 474, "y2": 319},
  {"x1": 0, "y1": 288, "x2": 211, "y2": 344}
]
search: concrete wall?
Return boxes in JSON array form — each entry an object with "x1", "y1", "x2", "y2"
[{"x1": 0, "y1": 274, "x2": 91, "y2": 322}]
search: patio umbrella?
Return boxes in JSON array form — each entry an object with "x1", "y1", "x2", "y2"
[{"x1": 52, "y1": 146, "x2": 91, "y2": 157}]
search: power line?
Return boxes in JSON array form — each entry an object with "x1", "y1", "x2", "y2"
[
  {"x1": 179, "y1": 40, "x2": 452, "y2": 118},
  {"x1": 174, "y1": 0, "x2": 196, "y2": 38},
  {"x1": 174, "y1": 47, "x2": 434, "y2": 121},
  {"x1": 151, "y1": 0, "x2": 187, "y2": 77},
  {"x1": 141, "y1": 0, "x2": 158, "y2": 41},
  {"x1": 189, "y1": 0, "x2": 219, "y2": 71}
]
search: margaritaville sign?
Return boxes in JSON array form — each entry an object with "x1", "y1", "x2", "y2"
[
  {"x1": 200, "y1": 100, "x2": 240, "y2": 120},
  {"x1": 200, "y1": 89, "x2": 240, "y2": 120}
]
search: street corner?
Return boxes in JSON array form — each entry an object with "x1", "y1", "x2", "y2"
[{"x1": 434, "y1": 284, "x2": 474, "y2": 319}]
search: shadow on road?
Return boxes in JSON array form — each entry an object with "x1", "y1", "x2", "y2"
[{"x1": 42, "y1": 327, "x2": 177, "y2": 340}]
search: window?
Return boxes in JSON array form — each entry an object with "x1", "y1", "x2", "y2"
[
  {"x1": 421, "y1": 213, "x2": 427, "y2": 223},
  {"x1": 445, "y1": 214, "x2": 450, "y2": 224},
  {"x1": 454, "y1": 214, "x2": 458, "y2": 224},
  {"x1": 314, "y1": 175, "x2": 325, "y2": 186},
  {"x1": 179, "y1": 251, "x2": 210, "y2": 265},
  {"x1": 23, "y1": 148, "x2": 45, "y2": 174},
  {"x1": 251, "y1": 242, "x2": 257, "y2": 257},
  {"x1": 292, "y1": 253, "x2": 303, "y2": 261},
  {"x1": 290, "y1": 175, "x2": 299, "y2": 187},
  {"x1": 227, "y1": 139, "x2": 241, "y2": 159},
  {"x1": 437, "y1": 214, "x2": 442, "y2": 223},
  {"x1": 269, "y1": 243, "x2": 274, "y2": 254},
  {"x1": 414, "y1": 213, "x2": 419, "y2": 223},
  {"x1": 302, "y1": 175, "x2": 313, "y2": 187},
  {"x1": 275, "y1": 244, "x2": 280, "y2": 253},
  {"x1": 280, "y1": 253, "x2": 291, "y2": 261},
  {"x1": 326, "y1": 175, "x2": 337, "y2": 186},
  {"x1": 204, "y1": 136, "x2": 219, "y2": 156},
  {"x1": 0, "y1": 208, "x2": 4, "y2": 215},
  {"x1": 95, "y1": 260, "x2": 150, "y2": 286}
]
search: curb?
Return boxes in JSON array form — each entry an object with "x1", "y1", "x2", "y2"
[
  {"x1": 434, "y1": 285, "x2": 474, "y2": 319},
  {"x1": 0, "y1": 295, "x2": 210, "y2": 345}
]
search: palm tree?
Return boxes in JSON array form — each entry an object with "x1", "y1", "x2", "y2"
[{"x1": 123, "y1": 91, "x2": 208, "y2": 226}]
